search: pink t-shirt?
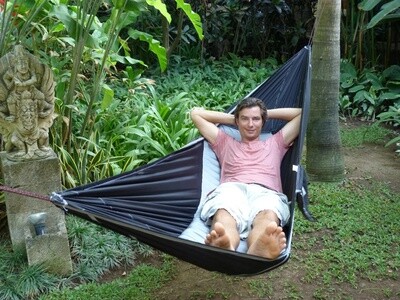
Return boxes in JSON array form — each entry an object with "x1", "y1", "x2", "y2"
[{"x1": 211, "y1": 129, "x2": 290, "y2": 193}]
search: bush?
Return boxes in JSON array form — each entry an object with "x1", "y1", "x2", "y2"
[{"x1": 339, "y1": 61, "x2": 400, "y2": 121}]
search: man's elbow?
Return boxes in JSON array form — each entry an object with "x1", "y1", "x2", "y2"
[{"x1": 190, "y1": 107, "x2": 204, "y2": 120}]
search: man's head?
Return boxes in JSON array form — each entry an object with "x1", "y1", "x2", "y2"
[
  {"x1": 234, "y1": 97, "x2": 267, "y2": 142},
  {"x1": 234, "y1": 97, "x2": 267, "y2": 123}
]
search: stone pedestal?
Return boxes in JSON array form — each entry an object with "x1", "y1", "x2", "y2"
[
  {"x1": 1, "y1": 151, "x2": 73, "y2": 276},
  {"x1": 25, "y1": 233, "x2": 73, "y2": 275}
]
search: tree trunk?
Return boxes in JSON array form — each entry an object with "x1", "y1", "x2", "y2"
[{"x1": 306, "y1": 0, "x2": 344, "y2": 182}]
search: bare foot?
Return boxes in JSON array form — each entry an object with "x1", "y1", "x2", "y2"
[
  {"x1": 247, "y1": 222, "x2": 287, "y2": 259},
  {"x1": 205, "y1": 222, "x2": 235, "y2": 251}
]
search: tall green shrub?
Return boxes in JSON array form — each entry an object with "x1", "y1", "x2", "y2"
[
  {"x1": 342, "y1": 0, "x2": 400, "y2": 69},
  {"x1": 340, "y1": 61, "x2": 400, "y2": 120}
]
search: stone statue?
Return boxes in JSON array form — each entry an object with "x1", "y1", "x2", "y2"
[{"x1": 0, "y1": 45, "x2": 55, "y2": 161}]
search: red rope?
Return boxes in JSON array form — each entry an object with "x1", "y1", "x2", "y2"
[{"x1": 0, "y1": 184, "x2": 50, "y2": 202}]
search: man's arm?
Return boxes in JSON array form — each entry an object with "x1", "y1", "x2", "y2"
[
  {"x1": 190, "y1": 107, "x2": 235, "y2": 144},
  {"x1": 267, "y1": 108, "x2": 302, "y2": 145}
]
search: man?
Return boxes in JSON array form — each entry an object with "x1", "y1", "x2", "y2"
[{"x1": 190, "y1": 97, "x2": 302, "y2": 259}]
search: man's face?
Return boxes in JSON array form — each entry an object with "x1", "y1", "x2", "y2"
[{"x1": 236, "y1": 106, "x2": 263, "y2": 142}]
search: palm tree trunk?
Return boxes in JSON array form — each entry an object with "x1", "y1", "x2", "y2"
[{"x1": 306, "y1": 0, "x2": 344, "y2": 182}]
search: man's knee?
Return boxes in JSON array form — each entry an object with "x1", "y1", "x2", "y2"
[
  {"x1": 253, "y1": 209, "x2": 279, "y2": 224},
  {"x1": 214, "y1": 208, "x2": 235, "y2": 220}
]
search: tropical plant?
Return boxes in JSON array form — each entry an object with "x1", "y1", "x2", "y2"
[
  {"x1": 139, "y1": 0, "x2": 315, "y2": 63},
  {"x1": 341, "y1": 0, "x2": 400, "y2": 69},
  {"x1": 0, "y1": 0, "x2": 204, "y2": 174},
  {"x1": 123, "y1": 94, "x2": 198, "y2": 159},
  {"x1": 339, "y1": 60, "x2": 400, "y2": 155},
  {"x1": 377, "y1": 103, "x2": 400, "y2": 154},
  {"x1": 0, "y1": 0, "x2": 48, "y2": 56},
  {"x1": 66, "y1": 216, "x2": 153, "y2": 282},
  {"x1": 364, "y1": 0, "x2": 400, "y2": 28},
  {"x1": 47, "y1": 0, "x2": 162, "y2": 150},
  {"x1": 161, "y1": 0, "x2": 204, "y2": 60},
  {"x1": 138, "y1": 0, "x2": 315, "y2": 61},
  {"x1": 0, "y1": 243, "x2": 60, "y2": 299},
  {"x1": 339, "y1": 61, "x2": 400, "y2": 120}
]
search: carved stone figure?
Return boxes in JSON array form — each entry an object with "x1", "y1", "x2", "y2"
[{"x1": 0, "y1": 45, "x2": 55, "y2": 161}]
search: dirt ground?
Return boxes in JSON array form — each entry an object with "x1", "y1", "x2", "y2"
[{"x1": 102, "y1": 126, "x2": 400, "y2": 300}]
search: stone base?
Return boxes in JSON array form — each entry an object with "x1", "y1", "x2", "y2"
[
  {"x1": 26, "y1": 232, "x2": 73, "y2": 276},
  {"x1": 1, "y1": 150, "x2": 73, "y2": 276}
]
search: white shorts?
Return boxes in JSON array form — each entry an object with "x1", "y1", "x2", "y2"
[{"x1": 200, "y1": 182, "x2": 290, "y2": 239}]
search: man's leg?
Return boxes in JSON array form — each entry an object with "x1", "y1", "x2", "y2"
[
  {"x1": 205, "y1": 208, "x2": 240, "y2": 251},
  {"x1": 246, "y1": 210, "x2": 286, "y2": 259}
]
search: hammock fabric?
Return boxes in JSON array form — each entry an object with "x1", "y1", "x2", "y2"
[{"x1": 51, "y1": 45, "x2": 313, "y2": 276}]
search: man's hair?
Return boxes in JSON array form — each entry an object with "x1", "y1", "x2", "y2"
[{"x1": 234, "y1": 97, "x2": 268, "y2": 124}]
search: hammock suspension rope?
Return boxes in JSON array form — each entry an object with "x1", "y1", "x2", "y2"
[{"x1": 0, "y1": 184, "x2": 50, "y2": 202}]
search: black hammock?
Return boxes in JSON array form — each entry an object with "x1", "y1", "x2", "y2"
[{"x1": 50, "y1": 45, "x2": 314, "y2": 276}]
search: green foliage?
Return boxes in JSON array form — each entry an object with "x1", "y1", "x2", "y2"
[
  {"x1": 55, "y1": 54, "x2": 277, "y2": 188},
  {"x1": 66, "y1": 216, "x2": 153, "y2": 283},
  {"x1": 193, "y1": 0, "x2": 311, "y2": 60},
  {"x1": 377, "y1": 103, "x2": 400, "y2": 131},
  {"x1": 121, "y1": 94, "x2": 198, "y2": 159},
  {"x1": 137, "y1": 0, "x2": 313, "y2": 60},
  {"x1": 38, "y1": 0, "x2": 204, "y2": 179},
  {"x1": 47, "y1": 0, "x2": 151, "y2": 143},
  {"x1": 127, "y1": 28, "x2": 167, "y2": 71},
  {"x1": 147, "y1": 0, "x2": 171, "y2": 23},
  {"x1": 377, "y1": 103, "x2": 400, "y2": 154},
  {"x1": 360, "y1": 0, "x2": 400, "y2": 29},
  {"x1": 56, "y1": 132, "x2": 139, "y2": 188},
  {"x1": 41, "y1": 258, "x2": 173, "y2": 300},
  {"x1": 339, "y1": 59, "x2": 400, "y2": 154},
  {"x1": 0, "y1": 242, "x2": 59, "y2": 299},
  {"x1": 0, "y1": 0, "x2": 48, "y2": 56},
  {"x1": 0, "y1": 0, "x2": 205, "y2": 158},
  {"x1": 339, "y1": 60, "x2": 400, "y2": 120},
  {"x1": 0, "y1": 0, "x2": 154, "y2": 152},
  {"x1": 175, "y1": 0, "x2": 203, "y2": 40},
  {"x1": 157, "y1": 54, "x2": 278, "y2": 108},
  {"x1": 342, "y1": 0, "x2": 400, "y2": 69}
]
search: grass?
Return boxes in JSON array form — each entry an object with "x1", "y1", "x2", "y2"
[
  {"x1": 296, "y1": 182, "x2": 398, "y2": 283},
  {"x1": 40, "y1": 255, "x2": 176, "y2": 300},
  {"x1": 0, "y1": 243, "x2": 60, "y2": 299},
  {"x1": 340, "y1": 122, "x2": 393, "y2": 148}
]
